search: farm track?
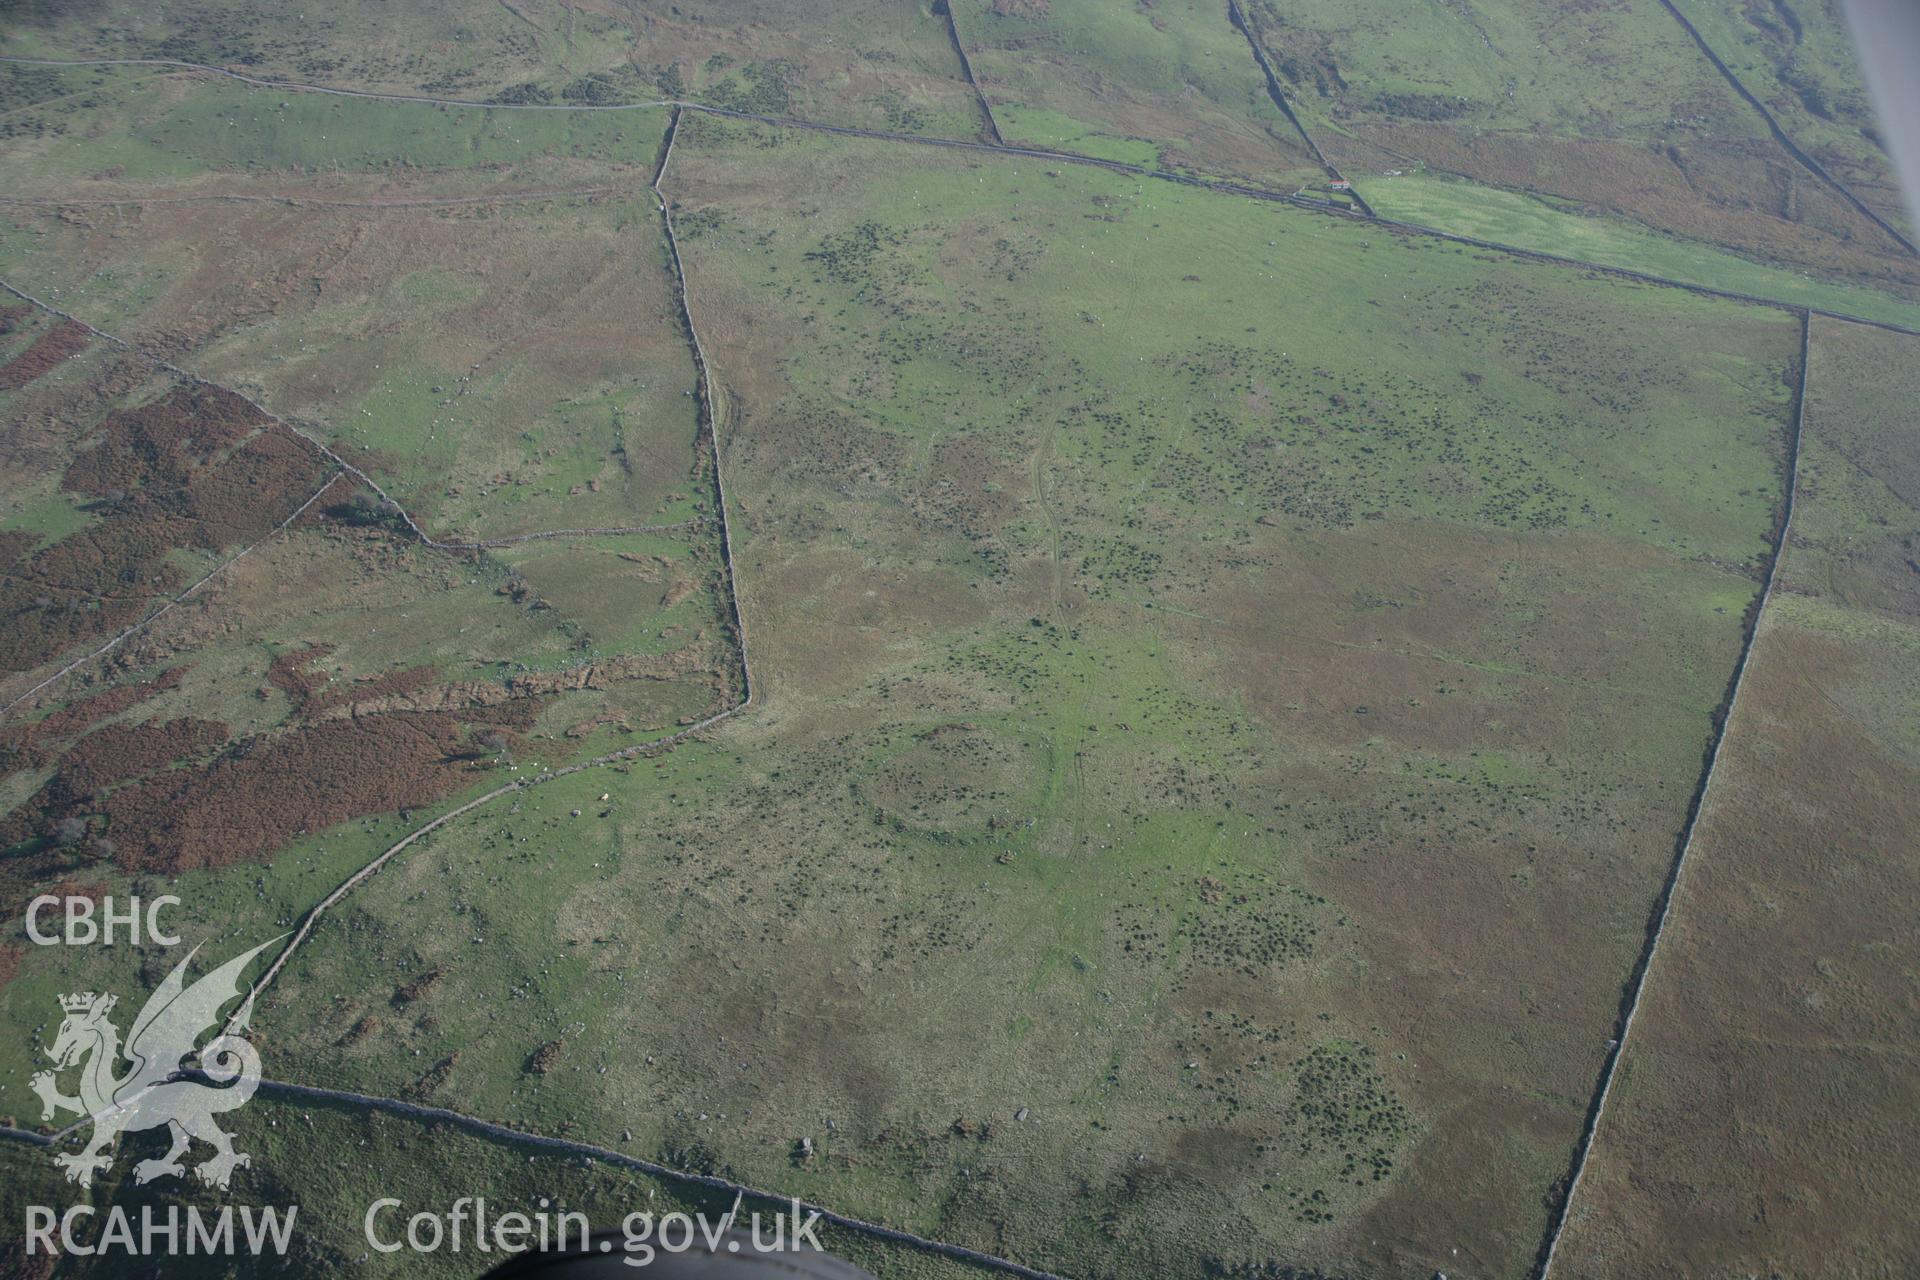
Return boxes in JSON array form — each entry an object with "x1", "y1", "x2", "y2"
[
  {"x1": 1530, "y1": 310, "x2": 1813, "y2": 1280},
  {"x1": 3, "y1": 55, "x2": 1914, "y2": 337},
  {"x1": 1651, "y1": 0, "x2": 1916, "y2": 256}
]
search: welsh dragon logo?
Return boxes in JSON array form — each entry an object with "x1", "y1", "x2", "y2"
[{"x1": 31, "y1": 937, "x2": 282, "y2": 1190}]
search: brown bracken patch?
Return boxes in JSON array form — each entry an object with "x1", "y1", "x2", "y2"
[
  {"x1": 0, "y1": 667, "x2": 188, "y2": 774},
  {"x1": 266, "y1": 643, "x2": 334, "y2": 707},
  {"x1": 56, "y1": 717, "x2": 231, "y2": 795},
  {"x1": 0, "y1": 319, "x2": 90, "y2": 390},
  {"x1": 91, "y1": 705, "x2": 537, "y2": 873},
  {"x1": 0, "y1": 715, "x2": 228, "y2": 852},
  {"x1": 1, "y1": 383, "x2": 328, "y2": 676}
]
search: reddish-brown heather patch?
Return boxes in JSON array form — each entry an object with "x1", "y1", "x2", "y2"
[
  {"x1": 0, "y1": 715, "x2": 232, "y2": 863},
  {"x1": 96, "y1": 704, "x2": 538, "y2": 873},
  {"x1": 57, "y1": 717, "x2": 231, "y2": 795},
  {"x1": 0, "y1": 384, "x2": 328, "y2": 675},
  {"x1": 59, "y1": 382, "x2": 264, "y2": 498},
  {"x1": 31, "y1": 667, "x2": 187, "y2": 740},
  {"x1": 0, "y1": 320, "x2": 90, "y2": 390},
  {"x1": 266, "y1": 643, "x2": 336, "y2": 707},
  {"x1": 0, "y1": 668, "x2": 190, "y2": 773}
]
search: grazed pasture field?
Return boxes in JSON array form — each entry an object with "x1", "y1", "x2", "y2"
[{"x1": 1362, "y1": 174, "x2": 1920, "y2": 331}]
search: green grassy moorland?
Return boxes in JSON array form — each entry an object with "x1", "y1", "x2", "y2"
[
  {"x1": 2, "y1": 8, "x2": 1909, "y2": 1277},
  {"x1": 244, "y1": 118, "x2": 1800, "y2": 1278},
  {"x1": 0, "y1": 71, "x2": 704, "y2": 543},
  {"x1": 1362, "y1": 173, "x2": 1920, "y2": 331}
]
